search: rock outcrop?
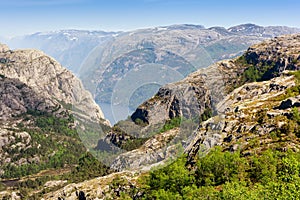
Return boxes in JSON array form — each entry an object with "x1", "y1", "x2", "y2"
[
  {"x1": 0, "y1": 43, "x2": 109, "y2": 125},
  {"x1": 132, "y1": 34, "x2": 300, "y2": 128},
  {"x1": 185, "y1": 75, "x2": 298, "y2": 158},
  {"x1": 0, "y1": 76, "x2": 49, "y2": 121}
]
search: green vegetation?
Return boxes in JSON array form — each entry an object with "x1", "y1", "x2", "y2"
[
  {"x1": 228, "y1": 55, "x2": 300, "y2": 92},
  {"x1": 139, "y1": 147, "x2": 300, "y2": 199},
  {"x1": 290, "y1": 70, "x2": 300, "y2": 83},
  {"x1": 229, "y1": 55, "x2": 277, "y2": 92},
  {"x1": 0, "y1": 111, "x2": 112, "y2": 199},
  {"x1": 35, "y1": 112, "x2": 77, "y2": 137},
  {"x1": 120, "y1": 138, "x2": 149, "y2": 151},
  {"x1": 1, "y1": 110, "x2": 85, "y2": 179},
  {"x1": 159, "y1": 117, "x2": 182, "y2": 133},
  {"x1": 8, "y1": 152, "x2": 111, "y2": 199},
  {"x1": 159, "y1": 109, "x2": 212, "y2": 134},
  {"x1": 239, "y1": 56, "x2": 275, "y2": 82},
  {"x1": 109, "y1": 126, "x2": 149, "y2": 151},
  {"x1": 0, "y1": 109, "x2": 113, "y2": 198},
  {"x1": 134, "y1": 118, "x2": 148, "y2": 127},
  {"x1": 63, "y1": 153, "x2": 111, "y2": 183},
  {"x1": 201, "y1": 108, "x2": 213, "y2": 122}
]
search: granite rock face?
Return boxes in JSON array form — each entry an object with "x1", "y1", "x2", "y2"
[
  {"x1": 0, "y1": 43, "x2": 109, "y2": 125},
  {"x1": 0, "y1": 76, "x2": 50, "y2": 121}
]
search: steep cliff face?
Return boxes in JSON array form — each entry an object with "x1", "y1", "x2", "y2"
[
  {"x1": 131, "y1": 79, "x2": 210, "y2": 126},
  {"x1": 0, "y1": 75, "x2": 55, "y2": 120},
  {"x1": 0, "y1": 43, "x2": 109, "y2": 125}
]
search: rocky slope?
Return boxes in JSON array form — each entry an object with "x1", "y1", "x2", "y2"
[
  {"x1": 132, "y1": 34, "x2": 300, "y2": 128},
  {"x1": 0, "y1": 43, "x2": 109, "y2": 125},
  {"x1": 40, "y1": 33, "x2": 300, "y2": 199},
  {"x1": 2, "y1": 33, "x2": 300, "y2": 199},
  {"x1": 0, "y1": 76, "x2": 48, "y2": 121}
]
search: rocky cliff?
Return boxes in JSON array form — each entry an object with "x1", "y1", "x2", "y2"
[
  {"x1": 132, "y1": 34, "x2": 300, "y2": 128},
  {"x1": 0, "y1": 43, "x2": 109, "y2": 125},
  {"x1": 39, "y1": 33, "x2": 300, "y2": 199}
]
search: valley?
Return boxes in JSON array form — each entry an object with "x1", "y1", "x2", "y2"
[{"x1": 0, "y1": 25, "x2": 300, "y2": 199}]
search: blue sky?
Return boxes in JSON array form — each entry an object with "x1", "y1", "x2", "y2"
[{"x1": 1, "y1": 0, "x2": 299, "y2": 37}]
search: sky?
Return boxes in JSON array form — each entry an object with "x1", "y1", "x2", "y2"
[{"x1": 0, "y1": 0, "x2": 300, "y2": 37}]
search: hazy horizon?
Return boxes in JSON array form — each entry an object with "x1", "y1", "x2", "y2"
[{"x1": 1, "y1": 0, "x2": 299, "y2": 38}]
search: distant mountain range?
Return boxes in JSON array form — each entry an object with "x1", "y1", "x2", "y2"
[
  {"x1": 4, "y1": 30, "x2": 119, "y2": 74},
  {"x1": 3, "y1": 24, "x2": 300, "y2": 123},
  {"x1": 78, "y1": 23, "x2": 300, "y2": 121}
]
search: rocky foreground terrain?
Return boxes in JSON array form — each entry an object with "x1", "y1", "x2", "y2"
[
  {"x1": 1, "y1": 33, "x2": 300, "y2": 199},
  {"x1": 41, "y1": 34, "x2": 300, "y2": 199}
]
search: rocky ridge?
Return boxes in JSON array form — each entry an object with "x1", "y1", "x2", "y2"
[{"x1": 132, "y1": 34, "x2": 300, "y2": 128}]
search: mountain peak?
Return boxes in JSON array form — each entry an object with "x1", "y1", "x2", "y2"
[
  {"x1": 228, "y1": 23, "x2": 300, "y2": 37},
  {"x1": 160, "y1": 24, "x2": 205, "y2": 30},
  {"x1": 228, "y1": 23, "x2": 263, "y2": 33}
]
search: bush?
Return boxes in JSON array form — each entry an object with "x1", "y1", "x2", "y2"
[{"x1": 140, "y1": 147, "x2": 300, "y2": 199}]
